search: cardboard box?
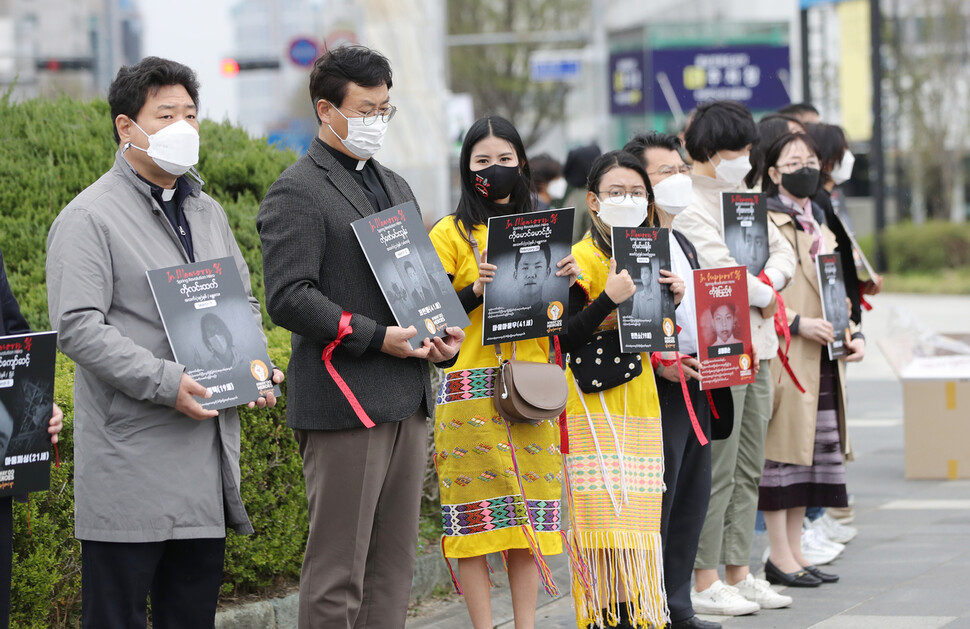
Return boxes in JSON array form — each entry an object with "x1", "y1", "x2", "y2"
[{"x1": 880, "y1": 334, "x2": 970, "y2": 480}]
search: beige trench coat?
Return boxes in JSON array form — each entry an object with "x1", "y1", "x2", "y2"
[{"x1": 765, "y1": 208, "x2": 853, "y2": 467}]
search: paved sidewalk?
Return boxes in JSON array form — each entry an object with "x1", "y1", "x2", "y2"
[{"x1": 407, "y1": 293, "x2": 970, "y2": 628}]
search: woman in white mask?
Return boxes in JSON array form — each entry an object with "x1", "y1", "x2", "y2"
[{"x1": 560, "y1": 150, "x2": 685, "y2": 629}]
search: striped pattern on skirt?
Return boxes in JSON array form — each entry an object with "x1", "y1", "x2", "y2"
[{"x1": 759, "y1": 358, "x2": 848, "y2": 510}]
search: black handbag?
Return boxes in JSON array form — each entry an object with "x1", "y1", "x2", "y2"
[{"x1": 569, "y1": 329, "x2": 643, "y2": 394}]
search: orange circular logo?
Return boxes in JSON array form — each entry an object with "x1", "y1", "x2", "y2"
[
  {"x1": 250, "y1": 359, "x2": 269, "y2": 381},
  {"x1": 662, "y1": 318, "x2": 675, "y2": 337},
  {"x1": 547, "y1": 301, "x2": 564, "y2": 321},
  {"x1": 424, "y1": 318, "x2": 436, "y2": 334},
  {"x1": 739, "y1": 354, "x2": 751, "y2": 370}
]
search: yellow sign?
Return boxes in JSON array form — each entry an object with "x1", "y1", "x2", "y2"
[{"x1": 837, "y1": 0, "x2": 872, "y2": 141}]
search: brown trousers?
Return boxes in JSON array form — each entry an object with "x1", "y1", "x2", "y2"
[{"x1": 295, "y1": 413, "x2": 426, "y2": 629}]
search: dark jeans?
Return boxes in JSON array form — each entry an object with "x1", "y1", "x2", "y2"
[
  {"x1": 0, "y1": 497, "x2": 11, "y2": 628},
  {"x1": 658, "y1": 376, "x2": 713, "y2": 622},
  {"x1": 81, "y1": 537, "x2": 226, "y2": 629}
]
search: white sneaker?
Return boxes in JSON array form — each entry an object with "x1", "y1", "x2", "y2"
[
  {"x1": 813, "y1": 512, "x2": 858, "y2": 544},
  {"x1": 730, "y1": 573, "x2": 793, "y2": 609},
  {"x1": 801, "y1": 526, "x2": 844, "y2": 565},
  {"x1": 691, "y1": 579, "x2": 761, "y2": 616}
]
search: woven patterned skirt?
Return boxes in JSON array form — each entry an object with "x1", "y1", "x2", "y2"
[
  {"x1": 564, "y1": 381, "x2": 668, "y2": 629},
  {"x1": 759, "y1": 358, "x2": 848, "y2": 511},
  {"x1": 434, "y1": 367, "x2": 564, "y2": 592}
]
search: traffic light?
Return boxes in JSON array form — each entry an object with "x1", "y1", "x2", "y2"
[
  {"x1": 35, "y1": 58, "x2": 95, "y2": 71},
  {"x1": 219, "y1": 58, "x2": 280, "y2": 77}
]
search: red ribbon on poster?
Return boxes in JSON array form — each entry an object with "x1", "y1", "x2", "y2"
[
  {"x1": 321, "y1": 311, "x2": 375, "y2": 428},
  {"x1": 758, "y1": 271, "x2": 805, "y2": 394}
]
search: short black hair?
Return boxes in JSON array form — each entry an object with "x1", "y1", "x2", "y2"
[
  {"x1": 309, "y1": 45, "x2": 393, "y2": 122},
  {"x1": 745, "y1": 114, "x2": 805, "y2": 188},
  {"x1": 778, "y1": 102, "x2": 820, "y2": 118},
  {"x1": 805, "y1": 122, "x2": 848, "y2": 179},
  {"x1": 761, "y1": 132, "x2": 822, "y2": 197},
  {"x1": 108, "y1": 56, "x2": 200, "y2": 144},
  {"x1": 684, "y1": 100, "x2": 759, "y2": 163},
  {"x1": 529, "y1": 154, "x2": 562, "y2": 186},
  {"x1": 514, "y1": 242, "x2": 552, "y2": 270},
  {"x1": 622, "y1": 131, "x2": 683, "y2": 168}
]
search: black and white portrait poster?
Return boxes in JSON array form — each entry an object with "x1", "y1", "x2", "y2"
[
  {"x1": 611, "y1": 226, "x2": 677, "y2": 353},
  {"x1": 483, "y1": 207, "x2": 574, "y2": 345},
  {"x1": 352, "y1": 201, "x2": 470, "y2": 350},
  {"x1": 816, "y1": 253, "x2": 851, "y2": 360},
  {"x1": 0, "y1": 331, "x2": 56, "y2": 497},
  {"x1": 721, "y1": 192, "x2": 769, "y2": 275},
  {"x1": 147, "y1": 258, "x2": 278, "y2": 410}
]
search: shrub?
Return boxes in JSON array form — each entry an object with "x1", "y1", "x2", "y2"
[
  {"x1": 1, "y1": 93, "x2": 303, "y2": 626},
  {"x1": 858, "y1": 221, "x2": 970, "y2": 274}
]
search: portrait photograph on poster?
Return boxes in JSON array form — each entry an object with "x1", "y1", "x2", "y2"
[
  {"x1": 147, "y1": 257, "x2": 279, "y2": 410},
  {"x1": 352, "y1": 201, "x2": 470, "y2": 348},
  {"x1": 611, "y1": 226, "x2": 677, "y2": 353},
  {"x1": 816, "y1": 252, "x2": 851, "y2": 360},
  {"x1": 483, "y1": 207, "x2": 574, "y2": 345},
  {"x1": 721, "y1": 191, "x2": 769, "y2": 275},
  {"x1": 0, "y1": 330, "x2": 57, "y2": 497},
  {"x1": 693, "y1": 266, "x2": 755, "y2": 389}
]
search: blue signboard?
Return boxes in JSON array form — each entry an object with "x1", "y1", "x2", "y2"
[
  {"x1": 289, "y1": 37, "x2": 318, "y2": 68},
  {"x1": 609, "y1": 49, "x2": 649, "y2": 115},
  {"x1": 651, "y1": 45, "x2": 790, "y2": 114}
]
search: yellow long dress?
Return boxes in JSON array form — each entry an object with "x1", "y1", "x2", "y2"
[
  {"x1": 565, "y1": 234, "x2": 668, "y2": 628},
  {"x1": 429, "y1": 217, "x2": 563, "y2": 593}
]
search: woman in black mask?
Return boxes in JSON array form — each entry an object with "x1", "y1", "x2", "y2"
[
  {"x1": 757, "y1": 132, "x2": 864, "y2": 590},
  {"x1": 428, "y1": 115, "x2": 580, "y2": 629}
]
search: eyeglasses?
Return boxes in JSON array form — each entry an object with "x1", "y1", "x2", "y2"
[
  {"x1": 597, "y1": 188, "x2": 648, "y2": 203},
  {"x1": 776, "y1": 159, "x2": 820, "y2": 172},
  {"x1": 331, "y1": 102, "x2": 398, "y2": 126},
  {"x1": 648, "y1": 164, "x2": 692, "y2": 176}
]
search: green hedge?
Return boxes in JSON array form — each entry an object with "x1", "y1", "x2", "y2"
[
  {"x1": 1, "y1": 93, "x2": 305, "y2": 627},
  {"x1": 859, "y1": 221, "x2": 970, "y2": 274}
]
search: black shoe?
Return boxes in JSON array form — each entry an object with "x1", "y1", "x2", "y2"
[
  {"x1": 803, "y1": 564, "x2": 840, "y2": 583},
  {"x1": 765, "y1": 558, "x2": 822, "y2": 587},
  {"x1": 670, "y1": 616, "x2": 723, "y2": 629}
]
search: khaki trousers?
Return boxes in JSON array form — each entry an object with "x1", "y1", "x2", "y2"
[
  {"x1": 295, "y1": 413, "x2": 426, "y2": 629},
  {"x1": 694, "y1": 361, "x2": 772, "y2": 569}
]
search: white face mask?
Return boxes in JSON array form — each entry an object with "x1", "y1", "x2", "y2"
[
  {"x1": 126, "y1": 119, "x2": 200, "y2": 176},
  {"x1": 652, "y1": 173, "x2": 693, "y2": 215},
  {"x1": 547, "y1": 177, "x2": 567, "y2": 200},
  {"x1": 714, "y1": 151, "x2": 751, "y2": 185},
  {"x1": 830, "y1": 150, "x2": 855, "y2": 185},
  {"x1": 596, "y1": 196, "x2": 649, "y2": 228},
  {"x1": 328, "y1": 103, "x2": 387, "y2": 160}
]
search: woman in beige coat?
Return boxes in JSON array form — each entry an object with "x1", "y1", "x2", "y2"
[{"x1": 757, "y1": 132, "x2": 865, "y2": 588}]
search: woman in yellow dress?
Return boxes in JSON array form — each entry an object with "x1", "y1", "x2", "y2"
[
  {"x1": 429, "y1": 115, "x2": 580, "y2": 629},
  {"x1": 563, "y1": 150, "x2": 685, "y2": 629}
]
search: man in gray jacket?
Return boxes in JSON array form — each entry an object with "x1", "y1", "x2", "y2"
[
  {"x1": 46, "y1": 57, "x2": 282, "y2": 628},
  {"x1": 257, "y1": 46, "x2": 463, "y2": 629}
]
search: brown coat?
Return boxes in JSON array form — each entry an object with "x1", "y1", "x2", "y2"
[{"x1": 765, "y1": 209, "x2": 853, "y2": 467}]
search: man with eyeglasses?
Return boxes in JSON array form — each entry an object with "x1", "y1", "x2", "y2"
[{"x1": 257, "y1": 45, "x2": 463, "y2": 629}]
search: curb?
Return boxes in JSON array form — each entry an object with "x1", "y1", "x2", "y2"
[{"x1": 215, "y1": 551, "x2": 451, "y2": 628}]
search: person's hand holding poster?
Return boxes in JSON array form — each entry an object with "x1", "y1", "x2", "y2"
[
  {"x1": 694, "y1": 266, "x2": 755, "y2": 389},
  {"x1": 483, "y1": 207, "x2": 574, "y2": 344},
  {"x1": 612, "y1": 226, "x2": 678, "y2": 352}
]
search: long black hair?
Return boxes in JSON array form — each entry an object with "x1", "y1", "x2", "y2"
[
  {"x1": 454, "y1": 115, "x2": 534, "y2": 243},
  {"x1": 585, "y1": 150, "x2": 654, "y2": 257},
  {"x1": 745, "y1": 113, "x2": 805, "y2": 189}
]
